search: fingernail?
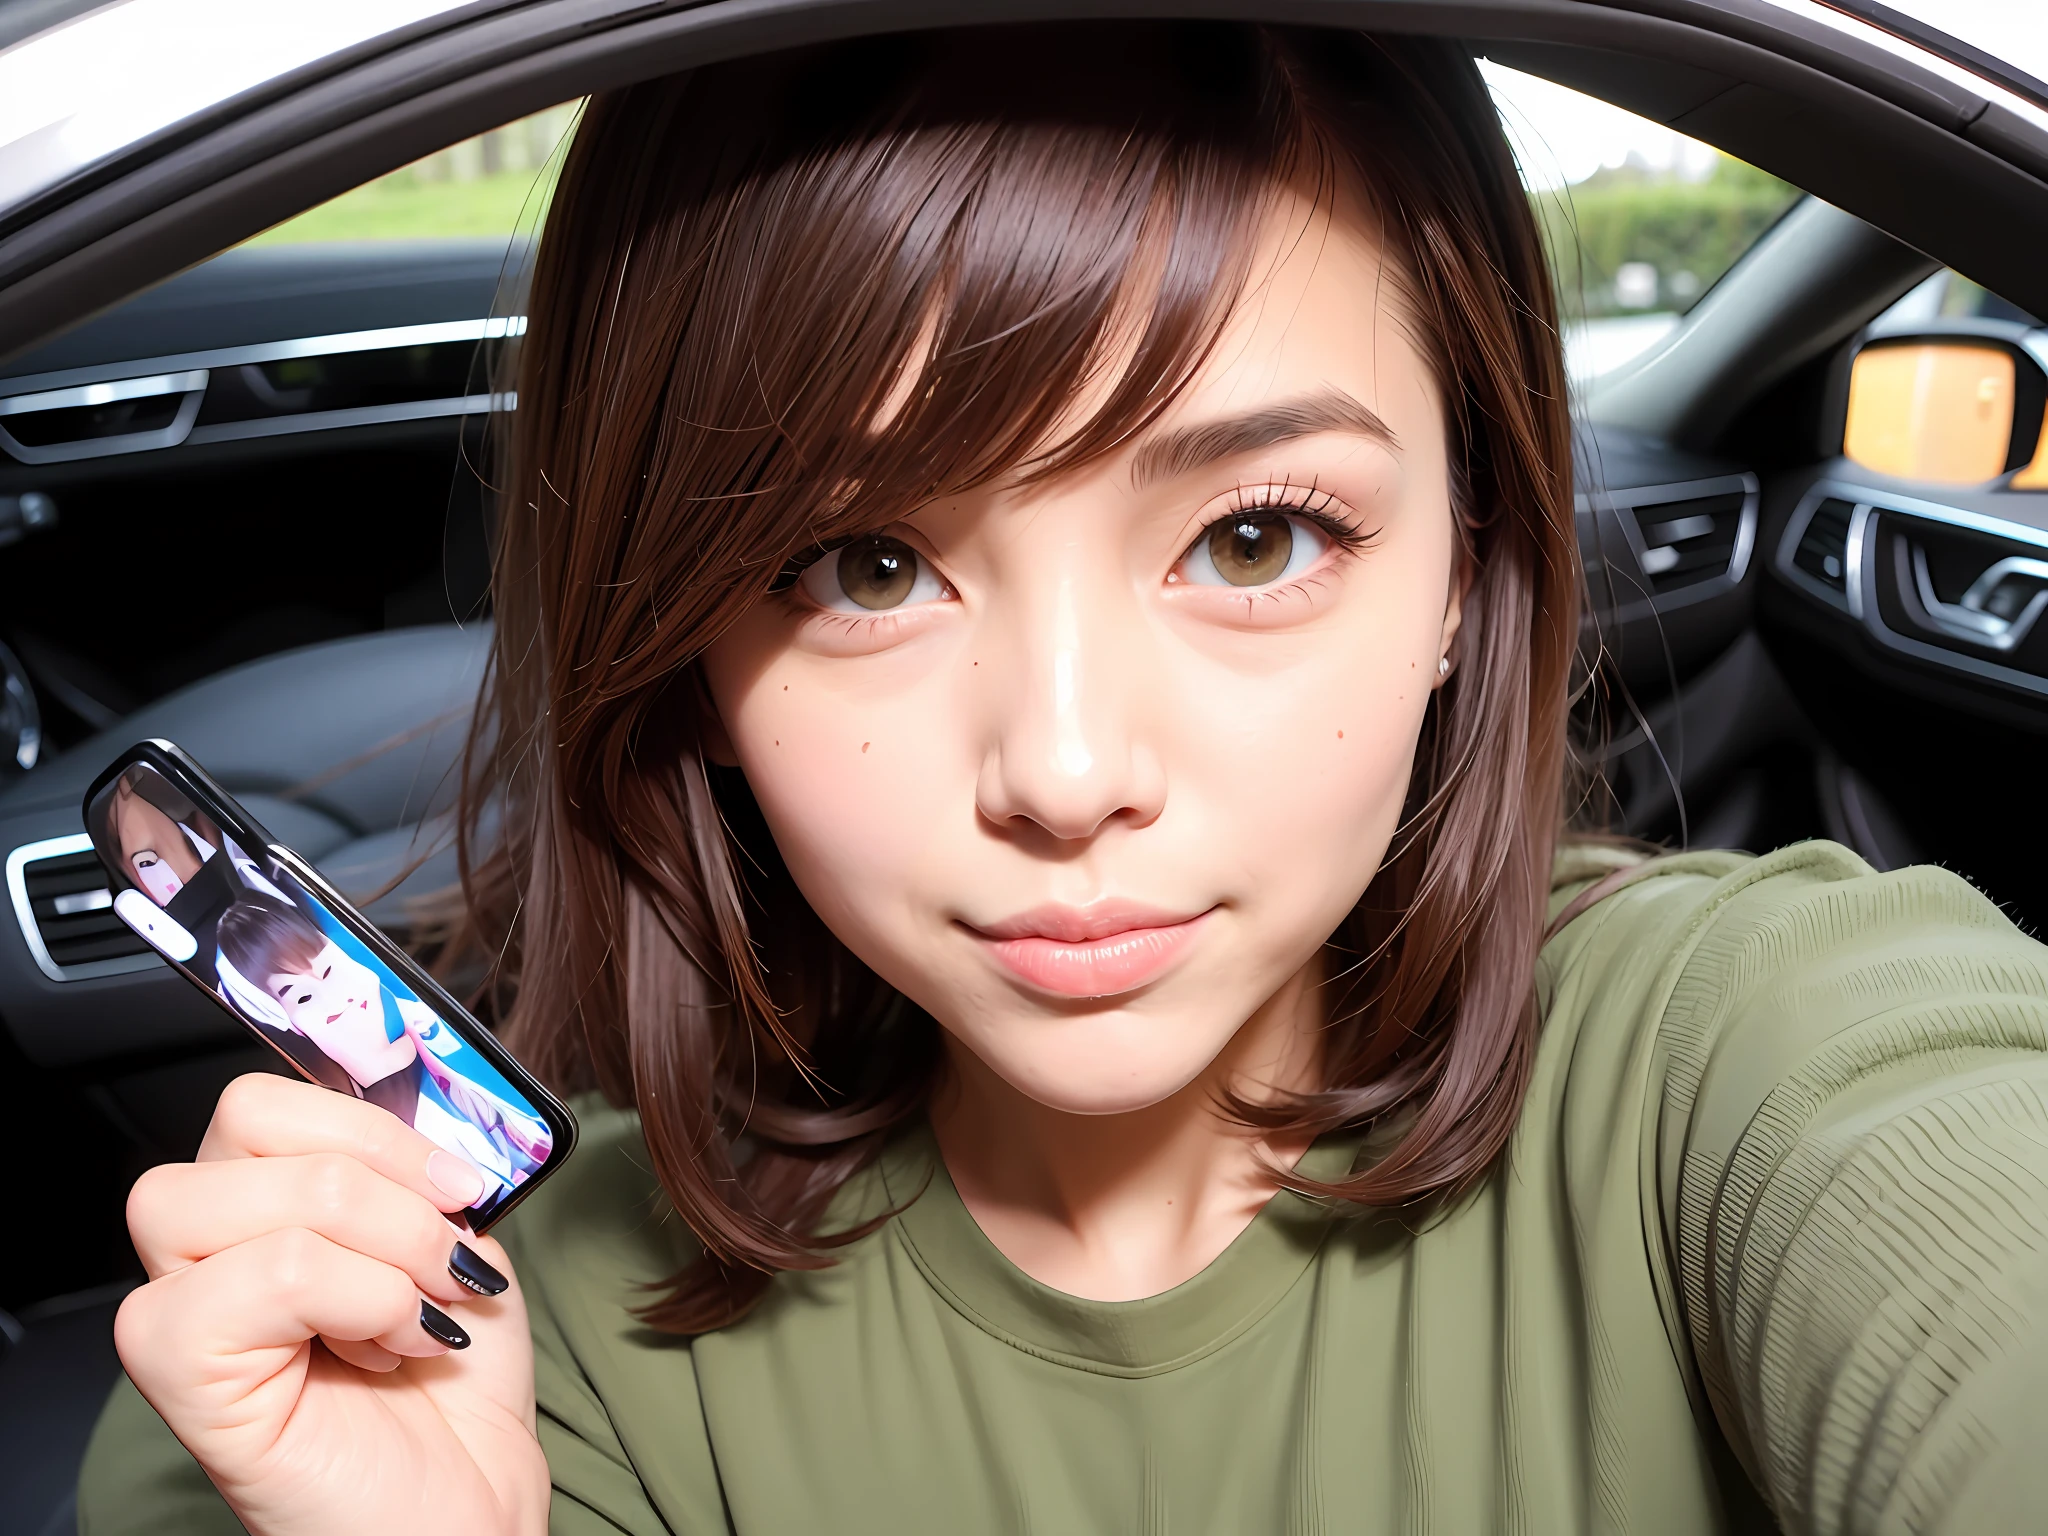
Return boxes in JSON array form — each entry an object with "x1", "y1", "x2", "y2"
[
  {"x1": 427, "y1": 1151, "x2": 486, "y2": 1207},
  {"x1": 449, "y1": 1241, "x2": 509, "y2": 1297},
  {"x1": 419, "y1": 1300, "x2": 471, "y2": 1350}
]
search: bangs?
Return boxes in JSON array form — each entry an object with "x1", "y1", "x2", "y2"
[{"x1": 625, "y1": 24, "x2": 1325, "y2": 562}]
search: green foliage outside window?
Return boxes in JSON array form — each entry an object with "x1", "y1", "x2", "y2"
[
  {"x1": 1535, "y1": 156, "x2": 1801, "y2": 319},
  {"x1": 251, "y1": 102, "x2": 1797, "y2": 333}
]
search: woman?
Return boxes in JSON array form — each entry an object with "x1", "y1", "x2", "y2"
[{"x1": 82, "y1": 23, "x2": 2048, "y2": 1535}]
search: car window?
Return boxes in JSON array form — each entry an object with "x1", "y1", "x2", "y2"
[
  {"x1": 251, "y1": 79, "x2": 1800, "y2": 387},
  {"x1": 249, "y1": 102, "x2": 583, "y2": 246},
  {"x1": 1875, "y1": 266, "x2": 2044, "y2": 329},
  {"x1": 1481, "y1": 62, "x2": 1801, "y2": 382}
]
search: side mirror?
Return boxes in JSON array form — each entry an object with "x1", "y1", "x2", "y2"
[{"x1": 1842, "y1": 336, "x2": 2048, "y2": 488}]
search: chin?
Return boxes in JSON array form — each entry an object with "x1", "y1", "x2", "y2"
[{"x1": 976, "y1": 1026, "x2": 1231, "y2": 1118}]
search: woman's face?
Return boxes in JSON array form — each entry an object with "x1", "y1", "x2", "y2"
[
  {"x1": 115, "y1": 792, "x2": 203, "y2": 907},
  {"x1": 265, "y1": 942, "x2": 388, "y2": 1058},
  {"x1": 703, "y1": 191, "x2": 1461, "y2": 1115}
]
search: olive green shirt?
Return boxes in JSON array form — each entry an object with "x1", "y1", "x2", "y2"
[{"x1": 79, "y1": 843, "x2": 2048, "y2": 1533}]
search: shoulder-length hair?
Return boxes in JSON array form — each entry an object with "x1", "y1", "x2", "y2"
[{"x1": 453, "y1": 21, "x2": 1577, "y2": 1331}]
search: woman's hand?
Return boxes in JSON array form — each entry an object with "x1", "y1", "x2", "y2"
[{"x1": 116, "y1": 1073, "x2": 549, "y2": 1536}]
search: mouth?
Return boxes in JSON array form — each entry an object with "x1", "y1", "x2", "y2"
[
  {"x1": 325, "y1": 1010, "x2": 342, "y2": 1025},
  {"x1": 965, "y1": 901, "x2": 1214, "y2": 999}
]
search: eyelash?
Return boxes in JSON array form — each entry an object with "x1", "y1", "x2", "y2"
[
  {"x1": 769, "y1": 538, "x2": 848, "y2": 596},
  {"x1": 1209, "y1": 479, "x2": 1376, "y2": 557},
  {"x1": 769, "y1": 481, "x2": 1377, "y2": 614}
]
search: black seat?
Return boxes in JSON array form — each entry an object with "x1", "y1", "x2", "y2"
[{"x1": 0, "y1": 1286, "x2": 132, "y2": 1536}]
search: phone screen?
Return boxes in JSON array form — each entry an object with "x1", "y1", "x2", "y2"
[{"x1": 85, "y1": 752, "x2": 566, "y2": 1227}]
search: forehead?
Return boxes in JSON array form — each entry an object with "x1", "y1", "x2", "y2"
[
  {"x1": 1005, "y1": 178, "x2": 1437, "y2": 493},
  {"x1": 115, "y1": 792, "x2": 174, "y2": 832},
  {"x1": 1167, "y1": 182, "x2": 1430, "y2": 427},
  {"x1": 267, "y1": 938, "x2": 338, "y2": 973}
]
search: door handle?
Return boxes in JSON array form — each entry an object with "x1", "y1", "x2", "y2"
[{"x1": 1909, "y1": 545, "x2": 2048, "y2": 651}]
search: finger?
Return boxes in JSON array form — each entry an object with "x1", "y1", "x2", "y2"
[
  {"x1": 321, "y1": 1336, "x2": 403, "y2": 1373},
  {"x1": 199, "y1": 1074, "x2": 490, "y2": 1214},
  {"x1": 117, "y1": 1227, "x2": 456, "y2": 1407},
  {"x1": 128, "y1": 1155, "x2": 482, "y2": 1306}
]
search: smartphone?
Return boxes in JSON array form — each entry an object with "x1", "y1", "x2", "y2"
[{"x1": 83, "y1": 739, "x2": 575, "y2": 1231}]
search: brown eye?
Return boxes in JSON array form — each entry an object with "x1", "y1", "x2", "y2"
[
  {"x1": 1206, "y1": 514, "x2": 1294, "y2": 587},
  {"x1": 832, "y1": 535, "x2": 920, "y2": 610}
]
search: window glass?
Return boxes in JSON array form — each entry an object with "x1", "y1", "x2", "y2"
[
  {"x1": 248, "y1": 102, "x2": 582, "y2": 246},
  {"x1": 1481, "y1": 63, "x2": 1802, "y2": 381},
  {"x1": 255, "y1": 74, "x2": 1803, "y2": 389},
  {"x1": 1876, "y1": 268, "x2": 2043, "y2": 329}
]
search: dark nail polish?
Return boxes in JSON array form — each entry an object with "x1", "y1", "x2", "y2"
[
  {"x1": 449, "y1": 1241, "x2": 509, "y2": 1297},
  {"x1": 419, "y1": 1300, "x2": 471, "y2": 1350}
]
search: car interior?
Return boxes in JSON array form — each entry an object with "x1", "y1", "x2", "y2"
[{"x1": 0, "y1": 4, "x2": 2044, "y2": 1533}]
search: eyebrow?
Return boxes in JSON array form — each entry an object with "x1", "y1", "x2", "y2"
[{"x1": 1128, "y1": 386, "x2": 1400, "y2": 490}]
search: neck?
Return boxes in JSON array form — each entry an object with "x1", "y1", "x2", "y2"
[{"x1": 928, "y1": 954, "x2": 1325, "y2": 1302}]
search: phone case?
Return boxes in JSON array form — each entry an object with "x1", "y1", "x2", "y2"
[{"x1": 83, "y1": 738, "x2": 577, "y2": 1231}]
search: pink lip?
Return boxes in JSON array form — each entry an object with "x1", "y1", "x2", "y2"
[{"x1": 967, "y1": 902, "x2": 1212, "y2": 998}]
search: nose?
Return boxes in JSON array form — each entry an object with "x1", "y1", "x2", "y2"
[{"x1": 974, "y1": 555, "x2": 1167, "y2": 843}]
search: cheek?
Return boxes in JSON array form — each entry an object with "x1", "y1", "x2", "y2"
[
  {"x1": 704, "y1": 627, "x2": 964, "y2": 947},
  {"x1": 1176, "y1": 601, "x2": 1443, "y2": 870},
  {"x1": 1174, "y1": 651, "x2": 1430, "y2": 928}
]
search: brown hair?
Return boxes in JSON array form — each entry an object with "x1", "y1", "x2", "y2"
[
  {"x1": 95, "y1": 766, "x2": 223, "y2": 868},
  {"x1": 453, "y1": 22, "x2": 1576, "y2": 1331},
  {"x1": 217, "y1": 893, "x2": 327, "y2": 984}
]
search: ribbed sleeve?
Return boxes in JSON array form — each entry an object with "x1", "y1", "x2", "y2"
[{"x1": 1648, "y1": 844, "x2": 2048, "y2": 1534}]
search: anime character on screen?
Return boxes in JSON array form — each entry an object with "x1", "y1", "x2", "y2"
[
  {"x1": 96, "y1": 767, "x2": 357, "y2": 1092},
  {"x1": 99, "y1": 767, "x2": 240, "y2": 967},
  {"x1": 212, "y1": 891, "x2": 552, "y2": 1201}
]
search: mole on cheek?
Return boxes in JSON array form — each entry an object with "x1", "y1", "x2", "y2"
[{"x1": 862, "y1": 742, "x2": 871, "y2": 754}]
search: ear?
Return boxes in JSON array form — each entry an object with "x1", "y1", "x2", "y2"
[{"x1": 1432, "y1": 546, "x2": 1474, "y2": 689}]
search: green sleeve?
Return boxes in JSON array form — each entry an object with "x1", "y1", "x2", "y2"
[
  {"x1": 78, "y1": 1373, "x2": 245, "y2": 1536},
  {"x1": 1639, "y1": 843, "x2": 2048, "y2": 1533}
]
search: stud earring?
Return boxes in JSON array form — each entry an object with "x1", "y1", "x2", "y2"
[{"x1": 1437, "y1": 656, "x2": 1451, "y2": 677}]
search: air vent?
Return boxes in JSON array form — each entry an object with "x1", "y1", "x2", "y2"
[
  {"x1": 1631, "y1": 490, "x2": 1748, "y2": 595},
  {"x1": 194, "y1": 340, "x2": 495, "y2": 429},
  {"x1": 1794, "y1": 498, "x2": 1857, "y2": 592},
  {"x1": 0, "y1": 370, "x2": 208, "y2": 464},
  {"x1": 6, "y1": 834, "x2": 156, "y2": 981}
]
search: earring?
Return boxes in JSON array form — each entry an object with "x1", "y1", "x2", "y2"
[{"x1": 1437, "y1": 656, "x2": 1451, "y2": 677}]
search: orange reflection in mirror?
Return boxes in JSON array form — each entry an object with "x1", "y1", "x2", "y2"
[
  {"x1": 1843, "y1": 342, "x2": 2013, "y2": 484},
  {"x1": 2015, "y1": 424, "x2": 2048, "y2": 490}
]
